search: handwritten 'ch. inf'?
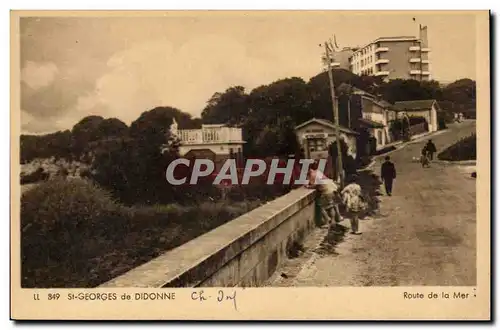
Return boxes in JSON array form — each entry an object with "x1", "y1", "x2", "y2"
[{"x1": 191, "y1": 290, "x2": 238, "y2": 311}]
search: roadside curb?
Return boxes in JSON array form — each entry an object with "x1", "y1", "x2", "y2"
[
  {"x1": 407, "y1": 129, "x2": 449, "y2": 145},
  {"x1": 433, "y1": 160, "x2": 476, "y2": 166},
  {"x1": 358, "y1": 160, "x2": 376, "y2": 172}
]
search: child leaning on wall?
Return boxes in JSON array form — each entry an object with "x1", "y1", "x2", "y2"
[{"x1": 305, "y1": 162, "x2": 343, "y2": 228}]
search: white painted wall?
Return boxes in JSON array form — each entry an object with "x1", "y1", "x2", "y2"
[{"x1": 295, "y1": 122, "x2": 357, "y2": 159}]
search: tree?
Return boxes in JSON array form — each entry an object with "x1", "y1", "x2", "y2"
[
  {"x1": 442, "y1": 78, "x2": 476, "y2": 112},
  {"x1": 71, "y1": 115, "x2": 105, "y2": 159},
  {"x1": 20, "y1": 130, "x2": 73, "y2": 163},
  {"x1": 201, "y1": 86, "x2": 250, "y2": 126},
  {"x1": 238, "y1": 77, "x2": 312, "y2": 157},
  {"x1": 378, "y1": 79, "x2": 442, "y2": 103},
  {"x1": 92, "y1": 106, "x2": 211, "y2": 205},
  {"x1": 248, "y1": 77, "x2": 313, "y2": 125},
  {"x1": 97, "y1": 118, "x2": 129, "y2": 138},
  {"x1": 308, "y1": 69, "x2": 382, "y2": 125}
]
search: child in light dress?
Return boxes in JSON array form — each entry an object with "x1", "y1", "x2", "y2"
[{"x1": 341, "y1": 176, "x2": 367, "y2": 235}]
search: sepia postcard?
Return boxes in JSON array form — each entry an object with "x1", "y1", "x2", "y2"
[{"x1": 10, "y1": 9, "x2": 491, "y2": 320}]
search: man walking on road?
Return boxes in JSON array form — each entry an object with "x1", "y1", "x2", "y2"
[
  {"x1": 425, "y1": 139, "x2": 437, "y2": 161},
  {"x1": 381, "y1": 156, "x2": 396, "y2": 196}
]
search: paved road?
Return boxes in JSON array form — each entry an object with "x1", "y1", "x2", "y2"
[{"x1": 270, "y1": 121, "x2": 477, "y2": 287}]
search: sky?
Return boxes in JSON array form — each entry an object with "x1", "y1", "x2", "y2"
[{"x1": 19, "y1": 11, "x2": 480, "y2": 134}]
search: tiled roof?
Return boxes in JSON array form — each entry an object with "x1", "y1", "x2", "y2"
[
  {"x1": 295, "y1": 118, "x2": 359, "y2": 135},
  {"x1": 393, "y1": 99, "x2": 439, "y2": 111}
]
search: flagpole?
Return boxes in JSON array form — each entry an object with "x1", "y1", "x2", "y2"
[{"x1": 324, "y1": 40, "x2": 344, "y2": 186}]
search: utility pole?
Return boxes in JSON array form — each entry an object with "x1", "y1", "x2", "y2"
[{"x1": 323, "y1": 40, "x2": 343, "y2": 186}]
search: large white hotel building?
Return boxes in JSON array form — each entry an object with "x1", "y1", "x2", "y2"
[{"x1": 331, "y1": 26, "x2": 431, "y2": 81}]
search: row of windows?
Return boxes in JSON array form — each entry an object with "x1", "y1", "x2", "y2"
[
  {"x1": 359, "y1": 67, "x2": 374, "y2": 75},
  {"x1": 353, "y1": 44, "x2": 375, "y2": 57},
  {"x1": 353, "y1": 55, "x2": 375, "y2": 70},
  {"x1": 352, "y1": 42, "x2": 384, "y2": 58}
]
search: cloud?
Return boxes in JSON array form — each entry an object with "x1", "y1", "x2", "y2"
[
  {"x1": 72, "y1": 34, "x2": 319, "y2": 126},
  {"x1": 21, "y1": 109, "x2": 65, "y2": 134},
  {"x1": 21, "y1": 61, "x2": 59, "y2": 90}
]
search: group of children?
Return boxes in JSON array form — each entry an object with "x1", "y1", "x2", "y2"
[
  {"x1": 305, "y1": 164, "x2": 366, "y2": 235},
  {"x1": 420, "y1": 139, "x2": 437, "y2": 168}
]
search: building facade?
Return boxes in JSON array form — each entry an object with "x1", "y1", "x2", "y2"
[
  {"x1": 359, "y1": 96, "x2": 393, "y2": 150},
  {"x1": 345, "y1": 26, "x2": 431, "y2": 81},
  {"x1": 294, "y1": 118, "x2": 359, "y2": 180},
  {"x1": 330, "y1": 47, "x2": 358, "y2": 70},
  {"x1": 393, "y1": 99, "x2": 440, "y2": 133},
  {"x1": 168, "y1": 119, "x2": 246, "y2": 171}
]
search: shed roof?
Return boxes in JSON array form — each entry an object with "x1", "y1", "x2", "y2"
[
  {"x1": 358, "y1": 118, "x2": 385, "y2": 128},
  {"x1": 393, "y1": 99, "x2": 440, "y2": 111}
]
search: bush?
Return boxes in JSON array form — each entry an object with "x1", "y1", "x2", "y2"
[
  {"x1": 437, "y1": 133, "x2": 476, "y2": 161},
  {"x1": 21, "y1": 178, "x2": 262, "y2": 288},
  {"x1": 20, "y1": 167, "x2": 49, "y2": 185},
  {"x1": 21, "y1": 178, "x2": 119, "y2": 233}
]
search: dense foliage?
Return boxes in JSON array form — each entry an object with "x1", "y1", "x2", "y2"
[{"x1": 21, "y1": 178, "x2": 262, "y2": 287}]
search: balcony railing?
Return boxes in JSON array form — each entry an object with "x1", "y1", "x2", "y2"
[
  {"x1": 421, "y1": 47, "x2": 431, "y2": 52},
  {"x1": 409, "y1": 58, "x2": 421, "y2": 63},
  {"x1": 375, "y1": 47, "x2": 389, "y2": 53},
  {"x1": 375, "y1": 59, "x2": 389, "y2": 64},
  {"x1": 409, "y1": 46, "x2": 420, "y2": 51},
  {"x1": 178, "y1": 126, "x2": 244, "y2": 145},
  {"x1": 375, "y1": 71, "x2": 390, "y2": 76},
  {"x1": 410, "y1": 69, "x2": 421, "y2": 74}
]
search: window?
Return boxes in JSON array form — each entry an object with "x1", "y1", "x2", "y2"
[{"x1": 309, "y1": 138, "x2": 327, "y2": 152}]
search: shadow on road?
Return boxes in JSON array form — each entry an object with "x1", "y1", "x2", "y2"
[{"x1": 315, "y1": 169, "x2": 383, "y2": 256}]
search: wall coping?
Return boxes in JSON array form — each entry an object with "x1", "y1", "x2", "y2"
[{"x1": 99, "y1": 187, "x2": 316, "y2": 288}]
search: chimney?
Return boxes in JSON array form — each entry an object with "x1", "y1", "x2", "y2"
[{"x1": 419, "y1": 25, "x2": 428, "y2": 48}]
